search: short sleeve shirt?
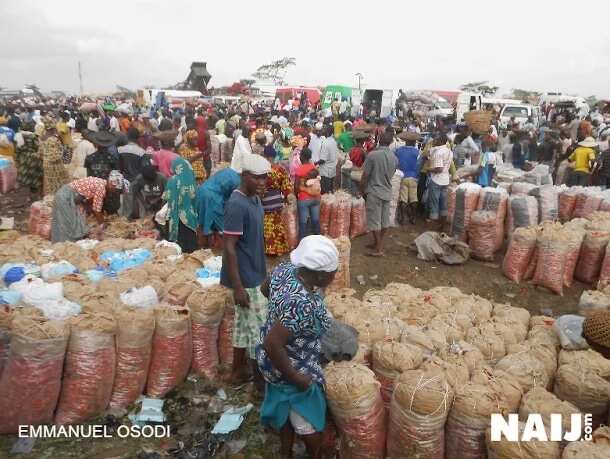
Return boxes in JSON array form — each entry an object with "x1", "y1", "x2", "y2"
[
  {"x1": 69, "y1": 177, "x2": 107, "y2": 212},
  {"x1": 363, "y1": 146, "x2": 398, "y2": 201},
  {"x1": 569, "y1": 147, "x2": 596, "y2": 174},
  {"x1": 430, "y1": 145, "x2": 452, "y2": 186},
  {"x1": 220, "y1": 190, "x2": 267, "y2": 288},
  {"x1": 256, "y1": 262, "x2": 331, "y2": 385}
]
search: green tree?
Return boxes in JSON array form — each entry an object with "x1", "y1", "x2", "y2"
[
  {"x1": 460, "y1": 81, "x2": 499, "y2": 96},
  {"x1": 252, "y1": 57, "x2": 296, "y2": 86}
]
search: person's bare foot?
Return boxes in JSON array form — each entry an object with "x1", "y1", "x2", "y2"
[{"x1": 366, "y1": 251, "x2": 384, "y2": 257}]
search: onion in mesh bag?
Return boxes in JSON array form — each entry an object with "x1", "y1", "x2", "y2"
[
  {"x1": 468, "y1": 210, "x2": 498, "y2": 261},
  {"x1": 558, "y1": 189, "x2": 578, "y2": 222},
  {"x1": 387, "y1": 369, "x2": 454, "y2": 458},
  {"x1": 558, "y1": 348, "x2": 610, "y2": 379},
  {"x1": 485, "y1": 421, "x2": 561, "y2": 459},
  {"x1": 502, "y1": 227, "x2": 538, "y2": 283},
  {"x1": 532, "y1": 229, "x2": 569, "y2": 295},
  {"x1": 519, "y1": 387, "x2": 583, "y2": 440},
  {"x1": 324, "y1": 362, "x2": 386, "y2": 459},
  {"x1": 574, "y1": 230, "x2": 610, "y2": 285},
  {"x1": 495, "y1": 352, "x2": 549, "y2": 393}
]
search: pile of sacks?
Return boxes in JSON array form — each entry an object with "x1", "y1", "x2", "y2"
[
  {"x1": 0, "y1": 235, "x2": 236, "y2": 433},
  {"x1": 502, "y1": 211, "x2": 610, "y2": 295},
  {"x1": 320, "y1": 190, "x2": 367, "y2": 239},
  {"x1": 323, "y1": 283, "x2": 610, "y2": 458}
]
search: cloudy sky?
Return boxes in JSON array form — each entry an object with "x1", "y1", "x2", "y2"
[{"x1": 2, "y1": 0, "x2": 609, "y2": 98}]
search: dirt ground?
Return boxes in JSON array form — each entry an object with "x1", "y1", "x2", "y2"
[{"x1": 0, "y1": 187, "x2": 586, "y2": 458}]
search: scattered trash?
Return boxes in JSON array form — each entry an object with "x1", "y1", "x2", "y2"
[
  {"x1": 369, "y1": 274, "x2": 378, "y2": 281},
  {"x1": 216, "y1": 388, "x2": 227, "y2": 401},
  {"x1": 356, "y1": 275, "x2": 365, "y2": 285},
  {"x1": 504, "y1": 292, "x2": 516, "y2": 298},
  {"x1": 226, "y1": 439, "x2": 247, "y2": 454},
  {"x1": 10, "y1": 437, "x2": 35, "y2": 454},
  {"x1": 128, "y1": 397, "x2": 166, "y2": 426},
  {"x1": 0, "y1": 217, "x2": 14, "y2": 230},
  {"x1": 411, "y1": 231, "x2": 470, "y2": 265},
  {"x1": 211, "y1": 404, "x2": 253, "y2": 434}
]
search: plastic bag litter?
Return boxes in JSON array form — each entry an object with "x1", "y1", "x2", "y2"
[
  {"x1": 40, "y1": 261, "x2": 78, "y2": 281},
  {"x1": 554, "y1": 315, "x2": 588, "y2": 350},
  {"x1": 349, "y1": 197, "x2": 367, "y2": 238},
  {"x1": 468, "y1": 210, "x2": 497, "y2": 261},
  {"x1": 99, "y1": 248, "x2": 152, "y2": 273},
  {"x1": 321, "y1": 319, "x2": 359, "y2": 363},
  {"x1": 154, "y1": 240, "x2": 182, "y2": 257},
  {"x1": 575, "y1": 231, "x2": 610, "y2": 285},
  {"x1": 579, "y1": 290, "x2": 610, "y2": 316},
  {"x1": 450, "y1": 183, "x2": 481, "y2": 242},
  {"x1": 413, "y1": 231, "x2": 471, "y2": 265},
  {"x1": 119, "y1": 286, "x2": 159, "y2": 309},
  {"x1": 109, "y1": 308, "x2": 155, "y2": 409},
  {"x1": 502, "y1": 227, "x2": 537, "y2": 283},
  {"x1": 0, "y1": 318, "x2": 68, "y2": 433},
  {"x1": 55, "y1": 314, "x2": 117, "y2": 425},
  {"x1": 146, "y1": 305, "x2": 192, "y2": 398}
]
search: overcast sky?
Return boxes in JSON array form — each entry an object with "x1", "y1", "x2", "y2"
[{"x1": 2, "y1": 0, "x2": 609, "y2": 98}]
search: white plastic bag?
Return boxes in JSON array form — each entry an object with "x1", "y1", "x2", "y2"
[
  {"x1": 41, "y1": 261, "x2": 77, "y2": 281},
  {"x1": 9, "y1": 276, "x2": 64, "y2": 306},
  {"x1": 155, "y1": 240, "x2": 181, "y2": 256},
  {"x1": 119, "y1": 286, "x2": 159, "y2": 309},
  {"x1": 553, "y1": 315, "x2": 588, "y2": 350},
  {"x1": 154, "y1": 204, "x2": 168, "y2": 226}
]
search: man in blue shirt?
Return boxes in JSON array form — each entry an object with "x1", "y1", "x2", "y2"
[
  {"x1": 394, "y1": 131, "x2": 421, "y2": 224},
  {"x1": 221, "y1": 153, "x2": 271, "y2": 386}
]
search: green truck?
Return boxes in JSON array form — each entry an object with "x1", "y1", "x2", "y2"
[{"x1": 322, "y1": 85, "x2": 353, "y2": 109}]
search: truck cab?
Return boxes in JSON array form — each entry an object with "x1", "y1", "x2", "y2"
[
  {"x1": 351, "y1": 89, "x2": 394, "y2": 118},
  {"x1": 499, "y1": 104, "x2": 541, "y2": 129}
]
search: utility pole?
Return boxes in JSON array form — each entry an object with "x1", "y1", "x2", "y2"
[
  {"x1": 355, "y1": 73, "x2": 363, "y2": 92},
  {"x1": 78, "y1": 61, "x2": 83, "y2": 95}
]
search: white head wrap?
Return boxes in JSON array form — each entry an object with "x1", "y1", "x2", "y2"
[
  {"x1": 290, "y1": 235, "x2": 339, "y2": 272},
  {"x1": 241, "y1": 154, "x2": 271, "y2": 175},
  {"x1": 108, "y1": 170, "x2": 129, "y2": 192}
]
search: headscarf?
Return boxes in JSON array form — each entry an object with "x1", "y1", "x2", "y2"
[
  {"x1": 290, "y1": 235, "x2": 339, "y2": 272},
  {"x1": 42, "y1": 115, "x2": 57, "y2": 131},
  {"x1": 184, "y1": 129, "x2": 199, "y2": 145},
  {"x1": 165, "y1": 157, "x2": 198, "y2": 241},
  {"x1": 107, "y1": 170, "x2": 129, "y2": 192}
]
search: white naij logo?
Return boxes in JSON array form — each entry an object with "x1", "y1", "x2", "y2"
[{"x1": 490, "y1": 413, "x2": 593, "y2": 442}]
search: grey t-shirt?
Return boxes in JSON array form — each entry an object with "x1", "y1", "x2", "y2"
[
  {"x1": 363, "y1": 146, "x2": 398, "y2": 201},
  {"x1": 220, "y1": 190, "x2": 267, "y2": 289},
  {"x1": 319, "y1": 137, "x2": 339, "y2": 178}
]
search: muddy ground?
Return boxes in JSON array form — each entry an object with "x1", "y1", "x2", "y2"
[{"x1": 0, "y1": 187, "x2": 585, "y2": 458}]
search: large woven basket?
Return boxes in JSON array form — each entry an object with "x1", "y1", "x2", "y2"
[{"x1": 464, "y1": 111, "x2": 493, "y2": 135}]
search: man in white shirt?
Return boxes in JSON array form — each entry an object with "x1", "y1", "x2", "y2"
[
  {"x1": 231, "y1": 126, "x2": 253, "y2": 173},
  {"x1": 87, "y1": 113, "x2": 99, "y2": 132},
  {"x1": 308, "y1": 122, "x2": 324, "y2": 164},
  {"x1": 318, "y1": 125, "x2": 339, "y2": 194},
  {"x1": 109, "y1": 113, "x2": 120, "y2": 132},
  {"x1": 428, "y1": 133, "x2": 453, "y2": 226}
]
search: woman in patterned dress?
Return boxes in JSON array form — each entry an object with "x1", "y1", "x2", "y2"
[
  {"x1": 262, "y1": 145, "x2": 293, "y2": 256},
  {"x1": 162, "y1": 157, "x2": 198, "y2": 253},
  {"x1": 256, "y1": 235, "x2": 339, "y2": 459},
  {"x1": 50, "y1": 171, "x2": 127, "y2": 242},
  {"x1": 14, "y1": 121, "x2": 42, "y2": 195},
  {"x1": 40, "y1": 115, "x2": 70, "y2": 196},
  {"x1": 178, "y1": 129, "x2": 206, "y2": 185}
]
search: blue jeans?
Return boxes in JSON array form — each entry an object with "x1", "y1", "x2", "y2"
[
  {"x1": 297, "y1": 199, "x2": 321, "y2": 239},
  {"x1": 427, "y1": 180, "x2": 448, "y2": 220}
]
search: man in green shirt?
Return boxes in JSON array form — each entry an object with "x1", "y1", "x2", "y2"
[{"x1": 337, "y1": 120, "x2": 354, "y2": 153}]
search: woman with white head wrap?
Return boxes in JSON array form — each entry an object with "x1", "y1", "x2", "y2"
[{"x1": 256, "y1": 235, "x2": 338, "y2": 458}]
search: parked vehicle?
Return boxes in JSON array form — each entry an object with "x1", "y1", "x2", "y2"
[
  {"x1": 499, "y1": 104, "x2": 542, "y2": 128},
  {"x1": 322, "y1": 85, "x2": 353, "y2": 109},
  {"x1": 352, "y1": 88, "x2": 393, "y2": 118}
]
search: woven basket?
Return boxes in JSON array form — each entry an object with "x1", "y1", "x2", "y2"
[{"x1": 464, "y1": 111, "x2": 493, "y2": 135}]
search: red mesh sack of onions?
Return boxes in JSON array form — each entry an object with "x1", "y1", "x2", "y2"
[
  {"x1": 325, "y1": 362, "x2": 387, "y2": 459},
  {"x1": 476, "y1": 187, "x2": 508, "y2": 251},
  {"x1": 349, "y1": 196, "x2": 367, "y2": 238},
  {"x1": 502, "y1": 227, "x2": 538, "y2": 283},
  {"x1": 320, "y1": 193, "x2": 336, "y2": 236},
  {"x1": 187, "y1": 285, "x2": 231, "y2": 380},
  {"x1": 281, "y1": 195, "x2": 298, "y2": 249},
  {"x1": 450, "y1": 183, "x2": 481, "y2": 243},
  {"x1": 532, "y1": 227, "x2": 569, "y2": 295},
  {"x1": 468, "y1": 210, "x2": 499, "y2": 261},
  {"x1": 109, "y1": 308, "x2": 155, "y2": 409},
  {"x1": 55, "y1": 313, "x2": 117, "y2": 425},
  {"x1": 0, "y1": 317, "x2": 68, "y2": 433},
  {"x1": 146, "y1": 305, "x2": 192, "y2": 398},
  {"x1": 558, "y1": 189, "x2": 578, "y2": 222},
  {"x1": 329, "y1": 191, "x2": 352, "y2": 239},
  {"x1": 217, "y1": 305, "x2": 234, "y2": 369},
  {"x1": 572, "y1": 190, "x2": 603, "y2": 219},
  {"x1": 574, "y1": 230, "x2": 610, "y2": 285}
]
